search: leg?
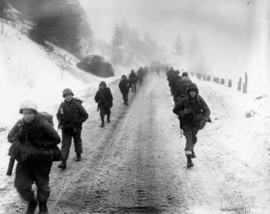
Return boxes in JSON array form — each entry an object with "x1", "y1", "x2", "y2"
[
  {"x1": 106, "y1": 107, "x2": 111, "y2": 123},
  {"x1": 182, "y1": 125, "x2": 194, "y2": 168},
  {"x1": 15, "y1": 163, "x2": 38, "y2": 214},
  {"x1": 73, "y1": 127, "x2": 83, "y2": 160},
  {"x1": 33, "y1": 163, "x2": 52, "y2": 203},
  {"x1": 15, "y1": 163, "x2": 35, "y2": 202},
  {"x1": 58, "y1": 131, "x2": 72, "y2": 169},
  {"x1": 191, "y1": 126, "x2": 200, "y2": 158},
  {"x1": 33, "y1": 162, "x2": 52, "y2": 213},
  {"x1": 99, "y1": 106, "x2": 106, "y2": 127},
  {"x1": 61, "y1": 131, "x2": 72, "y2": 160}
]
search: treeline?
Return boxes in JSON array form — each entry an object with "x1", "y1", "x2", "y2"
[
  {"x1": 109, "y1": 19, "x2": 166, "y2": 66},
  {"x1": 8, "y1": 0, "x2": 93, "y2": 57}
]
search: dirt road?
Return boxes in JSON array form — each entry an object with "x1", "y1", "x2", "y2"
[{"x1": 3, "y1": 74, "x2": 270, "y2": 214}]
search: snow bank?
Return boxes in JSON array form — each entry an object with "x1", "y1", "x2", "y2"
[{"x1": 192, "y1": 77, "x2": 270, "y2": 179}]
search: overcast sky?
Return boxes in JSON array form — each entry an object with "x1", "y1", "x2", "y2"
[{"x1": 79, "y1": 0, "x2": 268, "y2": 78}]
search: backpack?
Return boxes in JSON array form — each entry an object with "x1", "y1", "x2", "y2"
[{"x1": 38, "y1": 112, "x2": 54, "y2": 127}]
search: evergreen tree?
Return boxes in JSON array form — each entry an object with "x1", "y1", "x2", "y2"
[
  {"x1": 28, "y1": 0, "x2": 87, "y2": 55},
  {"x1": 173, "y1": 35, "x2": 183, "y2": 62},
  {"x1": 188, "y1": 32, "x2": 207, "y2": 74},
  {"x1": 0, "y1": 0, "x2": 8, "y2": 19},
  {"x1": 111, "y1": 23, "x2": 124, "y2": 65}
]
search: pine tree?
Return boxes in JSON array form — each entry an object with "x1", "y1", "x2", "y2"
[
  {"x1": 111, "y1": 23, "x2": 124, "y2": 65},
  {"x1": 173, "y1": 35, "x2": 183, "y2": 62},
  {"x1": 28, "y1": 0, "x2": 85, "y2": 55},
  {"x1": 0, "y1": 0, "x2": 8, "y2": 19},
  {"x1": 188, "y1": 32, "x2": 207, "y2": 74}
]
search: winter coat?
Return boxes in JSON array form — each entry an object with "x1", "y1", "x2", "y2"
[
  {"x1": 8, "y1": 116, "x2": 61, "y2": 149},
  {"x1": 56, "y1": 99, "x2": 89, "y2": 128},
  {"x1": 137, "y1": 68, "x2": 144, "y2": 81},
  {"x1": 119, "y1": 79, "x2": 131, "y2": 94},
  {"x1": 173, "y1": 95, "x2": 211, "y2": 126},
  {"x1": 95, "y1": 87, "x2": 113, "y2": 108},
  {"x1": 129, "y1": 72, "x2": 138, "y2": 84}
]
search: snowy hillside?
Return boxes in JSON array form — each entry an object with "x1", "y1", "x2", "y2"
[{"x1": 0, "y1": 24, "x2": 130, "y2": 129}]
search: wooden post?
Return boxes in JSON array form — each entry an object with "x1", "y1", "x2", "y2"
[
  {"x1": 221, "y1": 79, "x2": 225, "y2": 85},
  {"x1": 243, "y1": 72, "x2": 248, "y2": 93},
  {"x1": 228, "y1": 79, "x2": 232, "y2": 87},
  {"x1": 238, "y1": 77, "x2": 242, "y2": 91}
]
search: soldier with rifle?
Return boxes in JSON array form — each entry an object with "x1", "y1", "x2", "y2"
[{"x1": 56, "y1": 88, "x2": 89, "y2": 170}]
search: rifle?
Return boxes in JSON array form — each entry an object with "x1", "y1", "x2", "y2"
[
  {"x1": 57, "y1": 106, "x2": 64, "y2": 132},
  {"x1": 6, "y1": 140, "x2": 21, "y2": 176},
  {"x1": 6, "y1": 157, "x2": 15, "y2": 176}
]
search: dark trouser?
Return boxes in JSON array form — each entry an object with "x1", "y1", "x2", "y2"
[
  {"x1": 61, "y1": 127, "x2": 82, "y2": 160},
  {"x1": 182, "y1": 125, "x2": 200, "y2": 155},
  {"x1": 99, "y1": 105, "x2": 111, "y2": 117},
  {"x1": 131, "y1": 83, "x2": 136, "y2": 92},
  {"x1": 122, "y1": 92, "x2": 129, "y2": 103},
  {"x1": 15, "y1": 162, "x2": 52, "y2": 203}
]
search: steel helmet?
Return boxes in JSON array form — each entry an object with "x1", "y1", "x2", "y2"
[
  {"x1": 182, "y1": 72, "x2": 188, "y2": 77},
  {"x1": 186, "y1": 83, "x2": 199, "y2": 94},
  {"x1": 99, "y1": 81, "x2": 106, "y2": 87},
  {"x1": 63, "y1": 88, "x2": 74, "y2": 98},
  {"x1": 19, "y1": 100, "x2": 38, "y2": 114}
]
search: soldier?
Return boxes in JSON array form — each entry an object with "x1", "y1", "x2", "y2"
[
  {"x1": 57, "y1": 88, "x2": 89, "y2": 170},
  {"x1": 95, "y1": 81, "x2": 113, "y2": 127},
  {"x1": 173, "y1": 83, "x2": 211, "y2": 168},
  {"x1": 7, "y1": 100, "x2": 61, "y2": 214},
  {"x1": 119, "y1": 75, "x2": 131, "y2": 105},
  {"x1": 173, "y1": 72, "x2": 192, "y2": 104},
  {"x1": 129, "y1": 70, "x2": 138, "y2": 93},
  {"x1": 137, "y1": 67, "x2": 144, "y2": 85}
]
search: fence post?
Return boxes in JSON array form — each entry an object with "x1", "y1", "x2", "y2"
[
  {"x1": 228, "y1": 79, "x2": 232, "y2": 87},
  {"x1": 238, "y1": 77, "x2": 242, "y2": 91},
  {"x1": 221, "y1": 79, "x2": 225, "y2": 85},
  {"x1": 243, "y1": 72, "x2": 248, "y2": 93}
]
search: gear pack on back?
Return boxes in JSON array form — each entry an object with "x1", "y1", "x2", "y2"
[{"x1": 38, "y1": 112, "x2": 54, "y2": 127}]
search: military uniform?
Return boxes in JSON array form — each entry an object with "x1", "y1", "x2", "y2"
[
  {"x1": 95, "y1": 81, "x2": 113, "y2": 127},
  {"x1": 8, "y1": 100, "x2": 61, "y2": 214},
  {"x1": 173, "y1": 83, "x2": 211, "y2": 168},
  {"x1": 119, "y1": 75, "x2": 131, "y2": 105},
  {"x1": 57, "y1": 88, "x2": 89, "y2": 169}
]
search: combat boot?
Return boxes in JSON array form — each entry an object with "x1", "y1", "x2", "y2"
[
  {"x1": 76, "y1": 153, "x2": 81, "y2": 161},
  {"x1": 25, "y1": 198, "x2": 38, "y2": 214},
  {"x1": 191, "y1": 150, "x2": 196, "y2": 158},
  {"x1": 39, "y1": 202, "x2": 48, "y2": 214},
  {"x1": 186, "y1": 155, "x2": 194, "y2": 168},
  {"x1": 58, "y1": 159, "x2": 66, "y2": 170}
]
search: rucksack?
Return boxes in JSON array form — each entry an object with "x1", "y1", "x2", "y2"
[{"x1": 38, "y1": 112, "x2": 54, "y2": 127}]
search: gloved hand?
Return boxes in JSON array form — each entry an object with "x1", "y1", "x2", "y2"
[
  {"x1": 199, "y1": 119, "x2": 206, "y2": 130},
  {"x1": 183, "y1": 108, "x2": 192, "y2": 115}
]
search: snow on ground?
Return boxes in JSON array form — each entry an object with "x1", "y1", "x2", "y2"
[
  {"x1": 193, "y1": 76, "x2": 270, "y2": 177},
  {"x1": 1, "y1": 21, "x2": 270, "y2": 213},
  {"x1": 0, "y1": 22, "x2": 133, "y2": 213}
]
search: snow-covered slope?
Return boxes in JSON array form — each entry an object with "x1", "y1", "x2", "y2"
[{"x1": 0, "y1": 24, "x2": 130, "y2": 128}]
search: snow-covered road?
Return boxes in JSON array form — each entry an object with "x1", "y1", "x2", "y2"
[{"x1": 1, "y1": 74, "x2": 269, "y2": 214}]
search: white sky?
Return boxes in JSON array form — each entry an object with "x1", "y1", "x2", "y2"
[{"x1": 79, "y1": 0, "x2": 268, "y2": 78}]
